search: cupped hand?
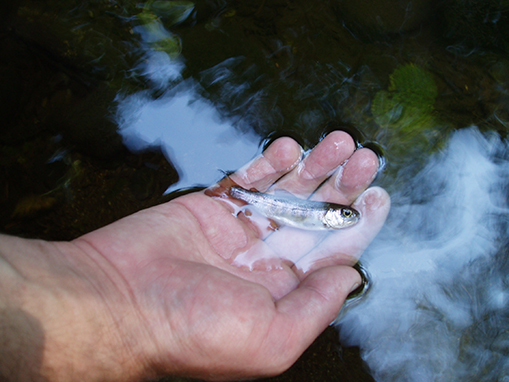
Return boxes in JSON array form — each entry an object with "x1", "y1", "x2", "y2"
[{"x1": 70, "y1": 130, "x2": 390, "y2": 381}]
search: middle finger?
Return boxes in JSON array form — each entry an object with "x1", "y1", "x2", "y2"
[
  {"x1": 312, "y1": 148, "x2": 380, "y2": 205},
  {"x1": 272, "y1": 131, "x2": 355, "y2": 197}
]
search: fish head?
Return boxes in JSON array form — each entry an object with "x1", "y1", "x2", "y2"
[{"x1": 324, "y1": 206, "x2": 360, "y2": 229}]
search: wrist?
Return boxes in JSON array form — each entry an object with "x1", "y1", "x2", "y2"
[{"x1": 0, "y1": 235, "x2": 148, "y2": 382}]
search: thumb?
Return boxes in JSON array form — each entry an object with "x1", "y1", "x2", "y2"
[{"x1": 260, "y1": 265, "x2": 361, "y2": 371}]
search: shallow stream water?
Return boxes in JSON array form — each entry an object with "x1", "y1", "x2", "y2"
[{"x1": 2, "y1": 0, "x2": 509, "y2": 381}]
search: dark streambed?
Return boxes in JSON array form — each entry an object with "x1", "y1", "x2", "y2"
[{"x1": 1, "y1": 0, "x2": 509, "y2": 381}]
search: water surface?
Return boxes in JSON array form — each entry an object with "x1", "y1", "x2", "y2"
[{"x1": 2, "y1": 0, "x2": 509, "y2": 381}]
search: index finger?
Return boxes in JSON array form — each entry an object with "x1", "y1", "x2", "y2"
[
  {"x1": 229, "y1": 137, "x2": 303, "y2": 191},
  {"x1": 272, "y1": 131, "x2": 356, "y2": 198}
]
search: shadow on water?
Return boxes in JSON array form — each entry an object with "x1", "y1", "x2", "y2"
[{"x1": 1, "y1": 0, "x2": 509, "y2": 381}]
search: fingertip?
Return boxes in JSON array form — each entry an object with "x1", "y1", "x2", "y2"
[
  {"x1": 326, "y1": 130, "x2": 356, "y2": 152},
  {"x1": 357, "y1": 147, "x2": 380, "y2": 174},
  {"x1": 264, "y1": 136, "x2": 303, "y2": 173},
  {"x1": 303, "y1": 131, "x2": 356, "y2": 178},
  {"x1": 338, "y1": 148, "x2": 379, "y2": 192},
  {"x1": 354, "y1": 186, "x2": 391, "y2": 216},
  {"x1": 228, "y1": 137, "x2": 302, "y2": 190},
  {"x1": 305, "y1": 265, "x2": 363, "y2": 297}
]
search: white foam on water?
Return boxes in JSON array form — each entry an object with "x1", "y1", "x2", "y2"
[{"x1": 336, "y1": 127, "x2": 509, "y2": 381}]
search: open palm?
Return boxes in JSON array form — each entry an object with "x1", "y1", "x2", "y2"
[{"x1": 73, "y1": 131, "x2": 390, "y2": 380}]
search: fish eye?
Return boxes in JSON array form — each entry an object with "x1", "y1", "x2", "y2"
[{"x1": 341, "y1": 208, "x2": 353, "y2": 218}]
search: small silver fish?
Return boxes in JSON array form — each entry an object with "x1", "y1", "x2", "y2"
[{"x1": 229, "y1": 187, "x2": 360, "y2": 230}]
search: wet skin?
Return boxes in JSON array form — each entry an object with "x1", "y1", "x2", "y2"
[{"x1": 0, "y1": 131, "x2": 390, "y2": 382}]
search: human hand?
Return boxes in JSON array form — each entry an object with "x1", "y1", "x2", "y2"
[
  {"x1": 0, "y1": 131, "x2": 389, "y2": 382},
  {"x1": 70, "y1": 130, "x2": 389, "y2": 380},
  {"x1": 199, "y1": 131, "x2": 389, "y2": 294}
]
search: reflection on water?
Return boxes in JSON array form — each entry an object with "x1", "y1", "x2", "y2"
[
  {"x1": 117, "y1": 78, "x2": 261, "y2": 192},
  {"x1": 337, "y1": 127, "x2": 509, "y2": 381},
  {"x1": 117, "y1": 2, "x2": 263, "y2": 192}
]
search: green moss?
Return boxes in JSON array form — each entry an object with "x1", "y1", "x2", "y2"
[
  {"x1": 145, "y1": 1, "x2": 194, "y2": 25},
  {"x1": 388, "y1": 64, "x2": 437, "y2": 106},
  {"x1": 371, "y1": 64, "x2": 437, "y2": 134},
  {"x1": 137, "y1": 1, "x2": 194, "y2": 57}
]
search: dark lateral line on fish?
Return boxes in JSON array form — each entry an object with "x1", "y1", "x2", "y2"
[
  {"x1": 229, "y1": 186, "x2": 355, "y2": 211},
  {"x1": 206, "y1": 175, "x2": 356, "y2": 211}
]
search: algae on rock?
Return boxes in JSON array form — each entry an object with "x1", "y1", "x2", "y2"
[{"x1": 371, "y1": 64, "x2": 438, "y2": 136}]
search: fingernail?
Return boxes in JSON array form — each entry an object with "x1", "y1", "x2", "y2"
[
  {"x1": 347, "y1": 262, "x2": 370, "y2": 299},
  {"x1": 349, "y1": 282, "x2": 360, "y2": 293}
]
